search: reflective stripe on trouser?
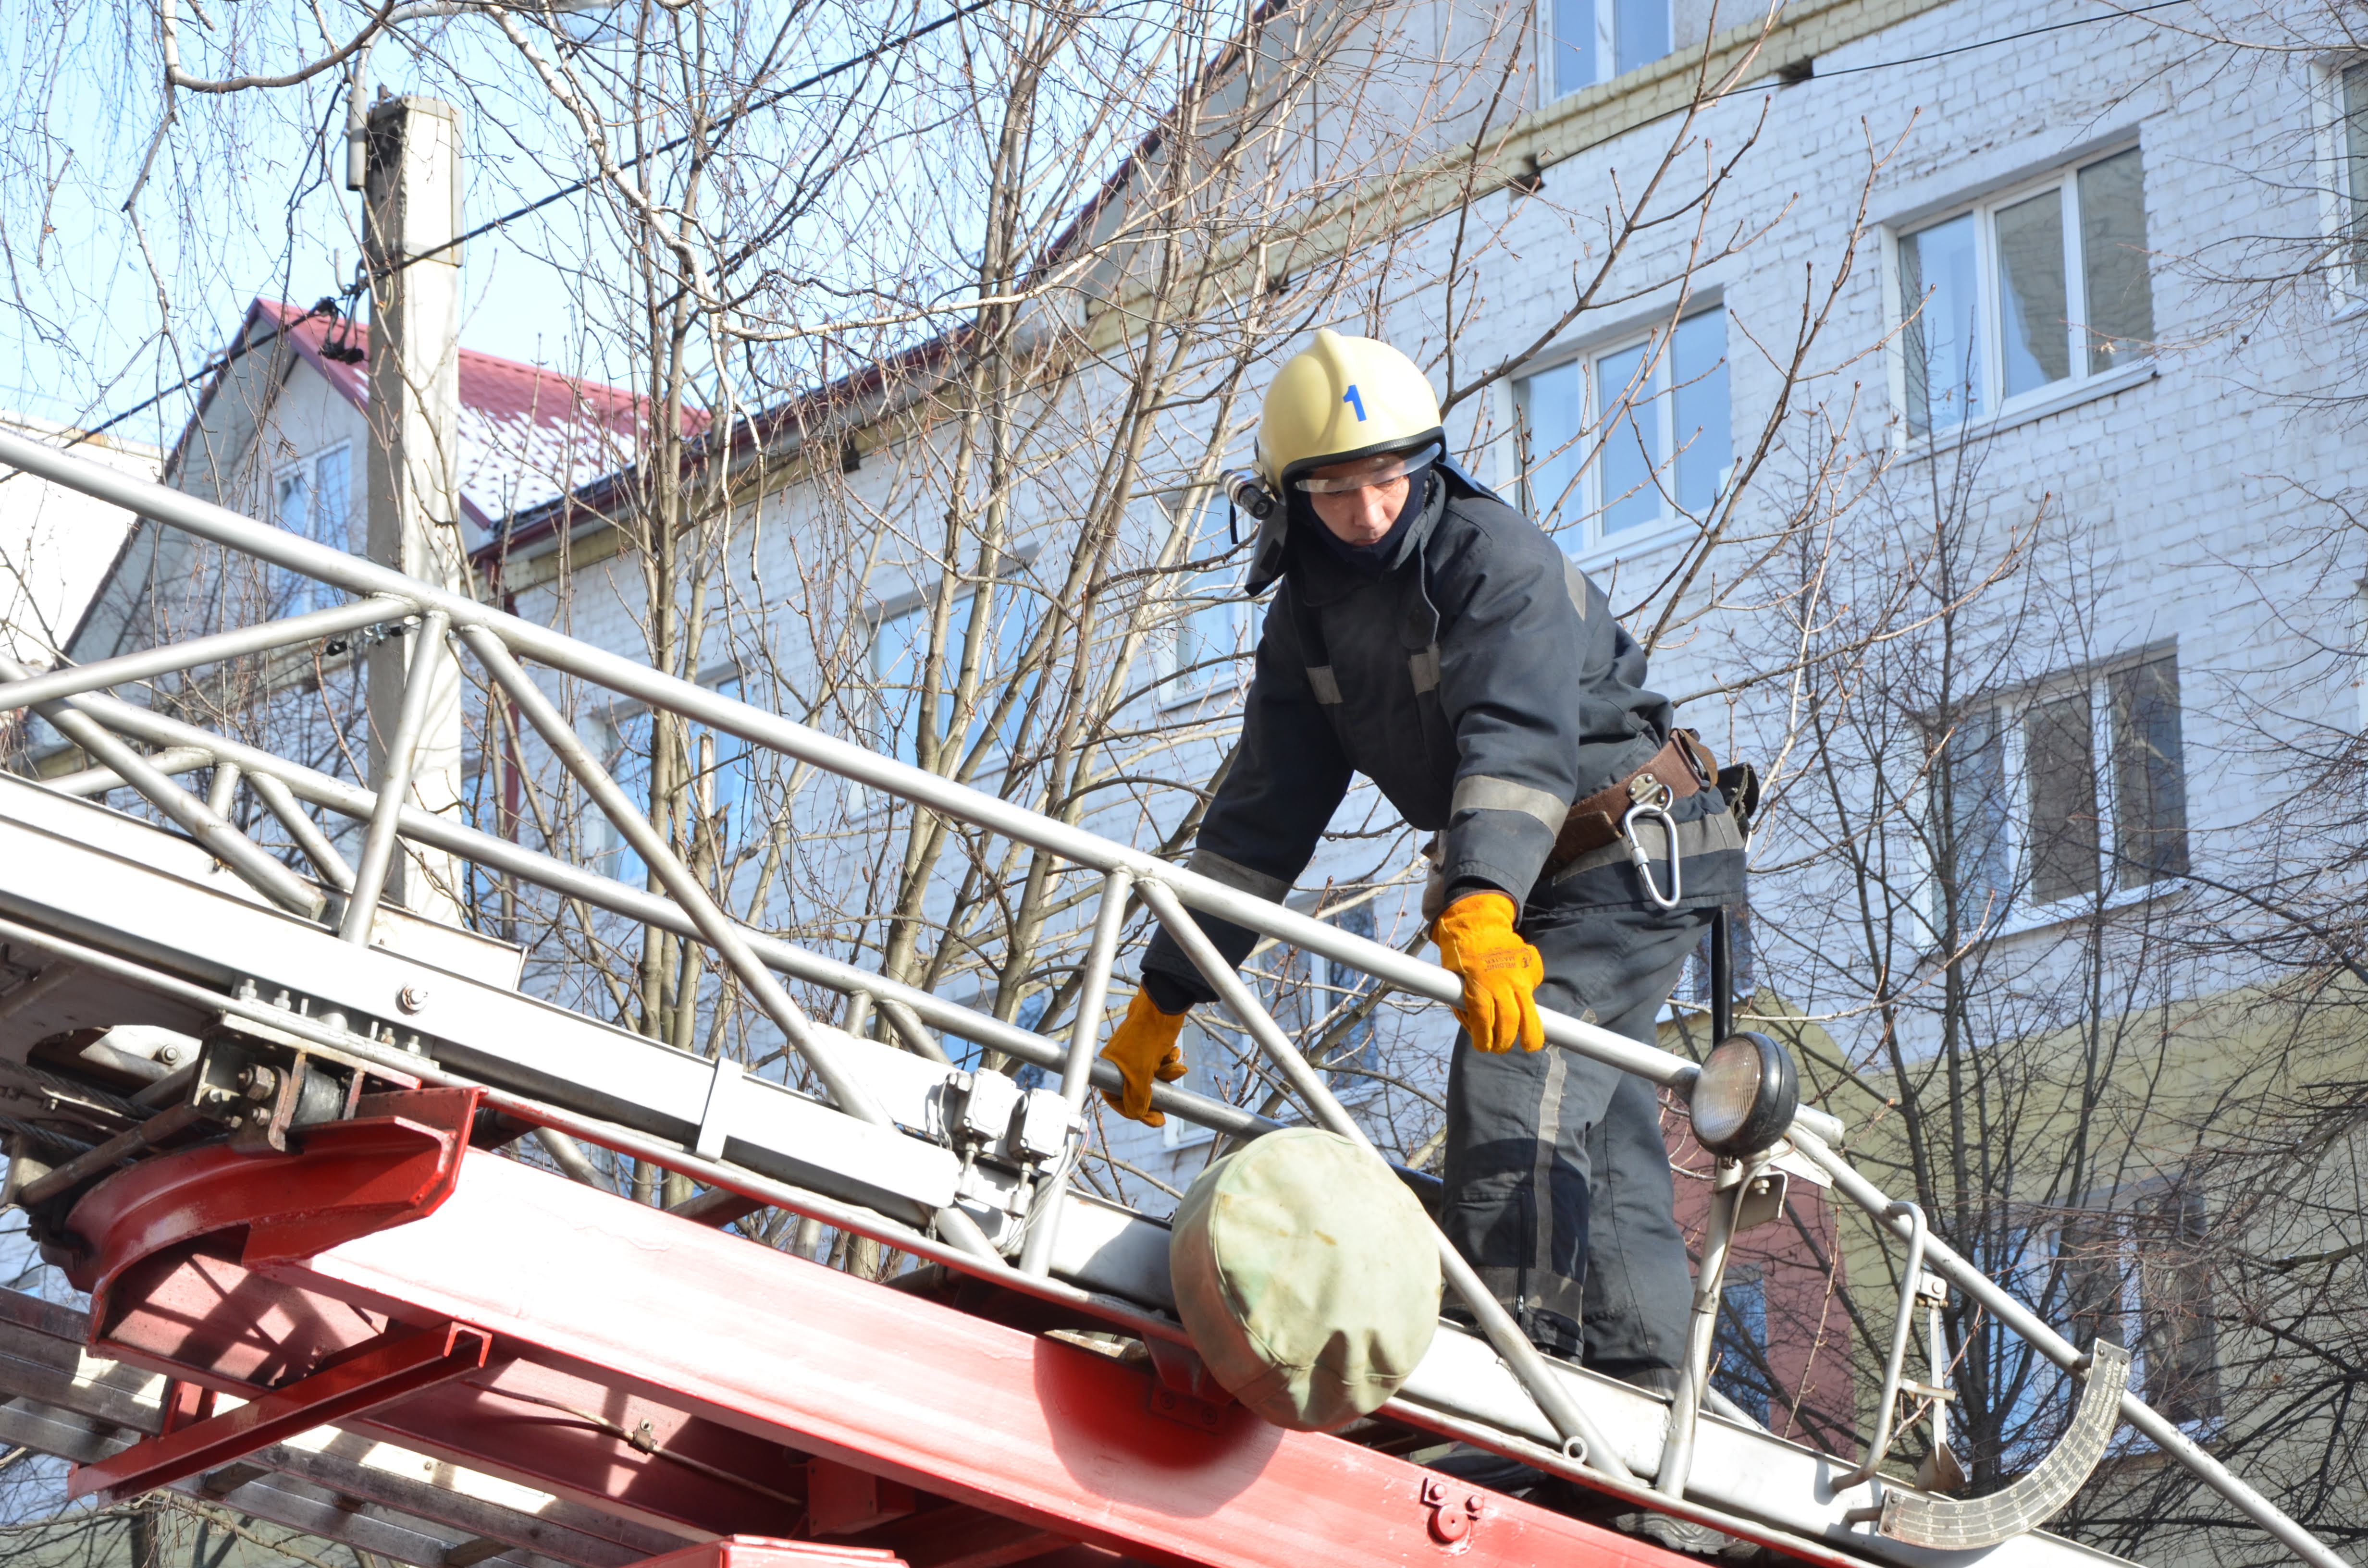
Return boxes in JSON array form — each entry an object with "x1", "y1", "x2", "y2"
[{"x1": 1435, "y1": 793, "x2": 1742, "y2": 1376}]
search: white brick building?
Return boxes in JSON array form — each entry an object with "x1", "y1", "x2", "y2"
[{"x1": 491, "y1": 0, "x2": 2366, "y2": 1187}]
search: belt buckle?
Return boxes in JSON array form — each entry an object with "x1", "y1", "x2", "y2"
[{"x1": 1627, "y1": 773, "x2": 1674, "y2": 809}]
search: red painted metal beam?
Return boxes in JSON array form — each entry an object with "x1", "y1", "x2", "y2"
[
  {"x1": 639, "y1": 1538, "x2": 902, "y2": 1568},
  {"x1": 93, "y1": 1241, "x2": 808, "y2": 1537},
  {"x1": 70, "y1": 1319, "x2": 490, "y2": 1504},
  {"x1": 148, "y1": 1153, "x2": 1683, "y2": 1565},
  {"x1": 59, "y1": 1093, "x2": 1703, "y2": 1567}
]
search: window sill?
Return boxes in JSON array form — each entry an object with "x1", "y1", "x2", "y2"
[
  {"x1": 1934, "y1": 874, "x2": 2188, "y2": 951},
  {"x1": 1901, "y1": 361, "x2": 2158, "y2": 461},
  {"x1": 1154, "y1": 675, "x2": 1246, "y2": 714},
  {"x1": 1567, "y1": 515, "x2": 1703, "y2": 576}
]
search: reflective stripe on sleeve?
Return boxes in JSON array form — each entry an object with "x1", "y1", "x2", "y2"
[{"x1": 1449, "y1": 774, "x2": 1569, "y2": 831}]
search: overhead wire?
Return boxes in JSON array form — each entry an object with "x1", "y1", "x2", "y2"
[
  {"x1": 43, "y1": 0, "x2": 2187, "y2": 458},
  {"x1": 32, "y1": 0, "x2": 998, "y2": 462}
]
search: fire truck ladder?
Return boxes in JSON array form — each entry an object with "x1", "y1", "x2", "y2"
[{"x1": 0, "y1": 425, "x2": 2345, "y2": 1568}]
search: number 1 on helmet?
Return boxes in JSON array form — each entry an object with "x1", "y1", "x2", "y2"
[{"x1": 1343, "y1": 386, "x2": 1367, "y2": 421}]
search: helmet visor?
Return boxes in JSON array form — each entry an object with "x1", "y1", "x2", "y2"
[{"x1": 1291, "y1": 443, "x2": 1441, "y2": 494}]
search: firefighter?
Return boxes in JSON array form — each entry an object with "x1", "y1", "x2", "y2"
[{"x1": 1097, "y1": 328, "x2": 1746, "y2": 1394}]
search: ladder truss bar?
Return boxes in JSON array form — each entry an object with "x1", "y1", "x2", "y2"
[
  {"x1": 0, "y1": 907, "x2": 1181, "y2": 1353},
  {"x1": 1654, "y1": 1162, "x2": 1751, "y2": 1499},
  {"x1": 0, "y1": 656, "x2": 324, "y2": 920},
  {"x1": 1830, "y1": 1201, "x2": 1928, "y2": 1493},
  {"x1": 456, "y1": 623, "x2": 895, "y2": 1137},
  {"x1": 1058, "y1": 868, "x2": 1132, "y2": 1117},
  {"x1": 343, "y1": 610, "x2": 454, "y2": 943},
  {"x1": 1014, "y1": 866, "x2": 1131, "y2": 1278},
  {"x1": 249, "y1": 768, "x2": 358, "y2": 892},
  {"x1": 49, "y1": 742, "x2": 216, "y2": 797},
  {"x1": 203, "y1": 759, "x2": 242, "y2": 817},
  {"x1": 28, "y1": 684, "x2": 1268, "y2": 1141},
  {"x1": 1137, "y1": 878, "x2": 1631, "y2": 1481},
  {"x1": 0, "y1": 424, "x2": 1842, "y2": 1150},
  {"x1": 0, "y1": 595, "x2": 412, "y2": 716}
]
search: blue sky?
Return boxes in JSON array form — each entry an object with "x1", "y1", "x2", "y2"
[{"x1": 0, "y1": 0, "x2": 1036, "y2": 446}]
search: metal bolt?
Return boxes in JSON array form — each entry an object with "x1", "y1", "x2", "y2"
[
  {"x1": 396, "y1": 985, "x2": 428, "y2": 1015},
  {"x1": 237, "y1": 1065, "x2": 279, "y2": 1102},
  {"x1": 158, "y1": 1045, "x2": 183, "y2": 1065}
]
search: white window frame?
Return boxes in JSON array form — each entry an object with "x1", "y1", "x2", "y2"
[
  {"x1": 860, "y1": 562, "x2": 1041, "y2": 809},
  {"x1": 2053, "y1": 1190, "x2": 2224, "y2": 1445},
  {"x1": 582, "y1": 663, "x2": 747, "y2": 874},
  {"x1": 1512, "y1": 306, "x2": 1732, "y2": 568},
  {"x1": 267, "y1": 442, "x2": 354, "y2": 613},
  {"x1": 1540, "y1": 0, "x2": 1673, "y2": 100},
  {"x1": 1161, "y1": 1013, "x2": 1226, "y2": 1150},
  {"x1": 270, "y1": 462, "x2": 311, "y2": 535},
  {"x1": 2314, "y1": 56, "x2": 2368, "y2": 316},
  {"x1": 1917, "y1": 650, "x2": 2188, "y2": 944},
  {"x1": 1147, "y1": 560, "x2": 1254, "y2": 709},
  {"x1": 1884, "y1": 146, "x2": 2152, "y2": 449}
]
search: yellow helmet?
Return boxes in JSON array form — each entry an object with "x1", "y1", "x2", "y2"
[{"x1": 1255, "y1": 329, "x2": 1443, "y2": 488}]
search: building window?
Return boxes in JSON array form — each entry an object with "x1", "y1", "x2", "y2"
[
  {"x1": 1927, "y1": 652, "x2": 2188, "y2": 932},
  {"x1": 1162, "y1": 1016, "x2": 1228, "y2": 1151},
  {"x1": 269, "y1": 444, "x2": 353, "y2": 612},
  {"x1": 1896, "y1": 147, "x2": 2153, "y2": 438},
  {"x1": 869, "y1": 579, "x2": 1036, "y2": 774},
  {"x1": 1149, "y1": 557, "x2": 1251, "y2": 702},
  {"x1": 586, "y1": 672, "x2": 752, "y2": 883},
  {"x1": 1322, "y1": 902, "x2": 1381, "y2": 1086},
  {"x1": 1930, "y1": 706, "x2": 2014, "y2": 930},
  {"x1": 1547, "y1": 0, "x2": 1671, "y2": 97},
  {"x1": 1712, "y1": 1269, "x2": 1770, "y2": 1423},
  {"x1": 2055, "y1": 1188, "x2": 2220, "y2": 1425},
  {"x1": 947, "y1": 992, "x2": 1050, "y2": 1090},
  {"x1": 1515, "y1": 306, "x2": 1730, "y2": 555},
  {"x1": 2330, "y1": 61, "x2": 2368, "y2": 300}
]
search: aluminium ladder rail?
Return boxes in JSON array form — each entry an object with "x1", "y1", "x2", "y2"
[{"x1": 0, "y1": 426, "x2": 2344, "y2": 1568}]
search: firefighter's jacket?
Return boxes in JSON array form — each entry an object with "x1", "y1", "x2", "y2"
[{"x1": 1140, "y1": 468, "x2": 1676, "y2": 1007}]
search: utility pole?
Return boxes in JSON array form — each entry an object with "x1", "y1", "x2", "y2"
[{"x1": 360, "y1": 94, "x2": 468, "y2": 929}]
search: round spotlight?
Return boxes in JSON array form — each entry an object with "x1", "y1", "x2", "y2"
[{"x1": 1688, "y1": 1031, "x2": 1799, "y2": 1159}]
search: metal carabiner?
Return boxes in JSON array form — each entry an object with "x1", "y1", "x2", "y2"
[{"x1": 1620, "y1": 779, "x2": 1683, "y2": 911}]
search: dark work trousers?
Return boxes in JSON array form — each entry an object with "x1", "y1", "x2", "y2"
[{"x1": 1436, "y1": 786, "x2": 1746, "y2": 1383}]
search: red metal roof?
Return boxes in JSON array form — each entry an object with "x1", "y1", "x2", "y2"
[{"x1": 249, "y1": 299, "x2": 708, "y2": 540}]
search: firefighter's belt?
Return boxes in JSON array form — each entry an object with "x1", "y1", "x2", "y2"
[{"x1": 1543, "y1": 732, "x2": 1715, "y2": 876}]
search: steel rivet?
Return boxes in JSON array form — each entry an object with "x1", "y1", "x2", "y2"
[{"x1": 397, "y1": 985, "x2": 428, "y2": 1015}]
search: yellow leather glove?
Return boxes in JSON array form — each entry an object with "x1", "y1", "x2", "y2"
[
  {"x1": 1098, "y1": 989, "x2": 1190, "y2": 1126},
  {"x1": 1433, "y1": 892, "x2": 1546, "y2": 1053}
]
